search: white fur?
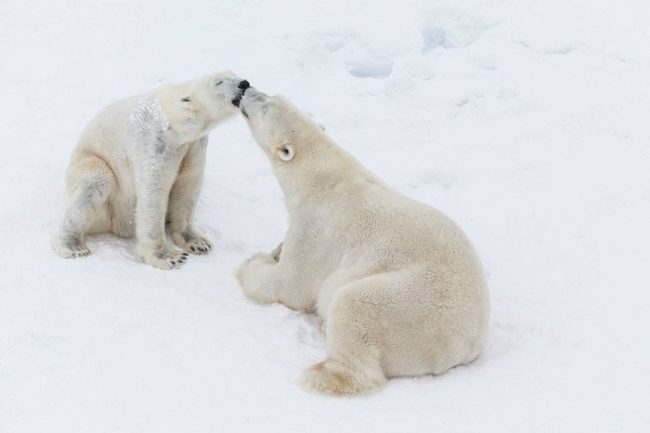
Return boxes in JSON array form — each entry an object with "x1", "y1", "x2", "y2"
[
  {"x1": 52, "y1": 71, "x2": 246, "y2": 269},
  {"x1": 237, "y1": 88, "x2": 490, "y2": 395}
]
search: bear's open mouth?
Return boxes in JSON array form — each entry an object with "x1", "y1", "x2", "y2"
[{"x1": 231, "y1": 95, "x2": 242, "y2": 107}]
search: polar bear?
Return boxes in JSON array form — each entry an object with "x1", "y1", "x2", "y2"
[
  {"x1": 236, "y1": 88, "x2": 489, "y2": 395},
  {"x1": 52, "y1": 71, "x2": 250, "y2": 269}
]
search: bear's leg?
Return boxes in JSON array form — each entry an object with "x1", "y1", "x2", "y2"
[
  {"x1": 52, "y1": 157, "x2": 115, "y2": 258},
  {"x1": 300, "y1": 276, "x2": 388, "y2": 395},
  {"x1": 133, "y1": 147, "x2": 189, "y2": 270},
  {"x1": 168, "y1": 138, "x2": 212, "y2": 255}
]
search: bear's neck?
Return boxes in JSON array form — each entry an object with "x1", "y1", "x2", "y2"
[{"x1": 272, "y1": 138, "x2": 384, "y2": 210}]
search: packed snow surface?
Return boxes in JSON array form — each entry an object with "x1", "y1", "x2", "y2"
[{"x1": 1, "y1": 1, "x2": 649, "y2": 432}]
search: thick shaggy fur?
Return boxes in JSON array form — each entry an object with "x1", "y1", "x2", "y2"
[
  {"x1": 52, "y1": 72, "x2": 247, "y2": 269},
  {"x1": 237, "y1": 88, "x2": 489, "y2": 395}
]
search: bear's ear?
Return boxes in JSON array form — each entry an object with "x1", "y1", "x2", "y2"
[{"x1": 273, "y1": 143, "x2": 295, "y2": 161}]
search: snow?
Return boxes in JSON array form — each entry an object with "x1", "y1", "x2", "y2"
[{"x1": 1, "y1": 0, "x2": 649, "y2": 431}]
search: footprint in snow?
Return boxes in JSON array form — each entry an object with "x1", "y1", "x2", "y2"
[
  {"x1": 347, "y1": 56, "x2": 394, "y2": 79},
  {"x1": 421, "y1": 9, "x2": 488, "y2": 52}
]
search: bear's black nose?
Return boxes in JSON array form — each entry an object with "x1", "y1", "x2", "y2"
[{"x1": 238, "y1": 80, "x2": 250, "y2": 90}]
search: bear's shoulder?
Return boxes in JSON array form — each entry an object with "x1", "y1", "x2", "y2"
[{"x1": 128, "y1": 94, "x2": 170, "y2": 133}]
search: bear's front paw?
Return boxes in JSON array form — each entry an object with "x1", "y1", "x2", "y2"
[
  {"x1": 139, "y1": 248, "x2": 189, "y2": 270},
  {"x1": 172, "y1": 230, "x2": 212, "y2": 255}
]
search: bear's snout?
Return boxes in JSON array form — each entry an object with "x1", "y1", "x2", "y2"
[{"x1": 231, "y1": 80, "x2": 250, "y2": 107}]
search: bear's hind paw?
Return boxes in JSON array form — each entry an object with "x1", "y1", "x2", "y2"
[
  {"x1": 52, "y1": 234, "x2": 92, "y2": 259},
  {"x1": 299, "y1": 359, "x2": 385, "y2": 396}
]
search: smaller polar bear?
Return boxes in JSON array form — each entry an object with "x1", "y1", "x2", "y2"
[
  {"x1": 237, "y1": 88, "x2": 489, "y2": 395},
  {"x1": 53, "y1": 71, "x2": 249, "y2": 269}
]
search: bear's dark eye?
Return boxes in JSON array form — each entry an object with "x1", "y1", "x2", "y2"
[
  {"x1": 215, "y1": 80, "x2": 223, "y2": 86},
  {"x1": 181, "y1": 97, "x2": 191, "y2": 102}
]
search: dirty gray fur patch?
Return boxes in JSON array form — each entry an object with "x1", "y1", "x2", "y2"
[
  {"x1": 154, "y1": 132, "x2": 167, "y2": 155},
  {"x1": 63, "y1": 235, "x2": 84, "y2": 249},
  {"x1": 72, "y1": 177, "x2": 110, "y2": 215},
  {"x1": 80, "y1": 181, "x2": 104, "y2": 205}
]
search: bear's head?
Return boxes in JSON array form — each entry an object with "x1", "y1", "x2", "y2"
[
  {"x1": 158, "y1": 71, "x2": 250, "y2": 142},
  {"x1": 239, "y1": 87, "x2": 325, "y2": 163}
]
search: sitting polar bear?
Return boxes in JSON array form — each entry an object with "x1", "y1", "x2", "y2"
[
  {"x1": 52, "y1": 71, "x2": 250, "y2": 269},
  {"x1": 237, "y1": 88, "x2": 489, "y2": 395}
]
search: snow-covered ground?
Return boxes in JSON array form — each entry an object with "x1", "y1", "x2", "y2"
[{"x1": 1, "y1": 0, "x2": 649, "y2": 431}]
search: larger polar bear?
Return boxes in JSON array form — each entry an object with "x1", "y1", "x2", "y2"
[
  {"x1": 52, "y1": 71, "x2": 249, "y2": 269},
  {"x1": 237, "y1": 88, "x2": 490, "y2": 395}
]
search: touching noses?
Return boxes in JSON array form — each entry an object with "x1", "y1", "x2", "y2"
[{"x1": 238, "y1": 80, "x2": 250, "y2": 91}]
